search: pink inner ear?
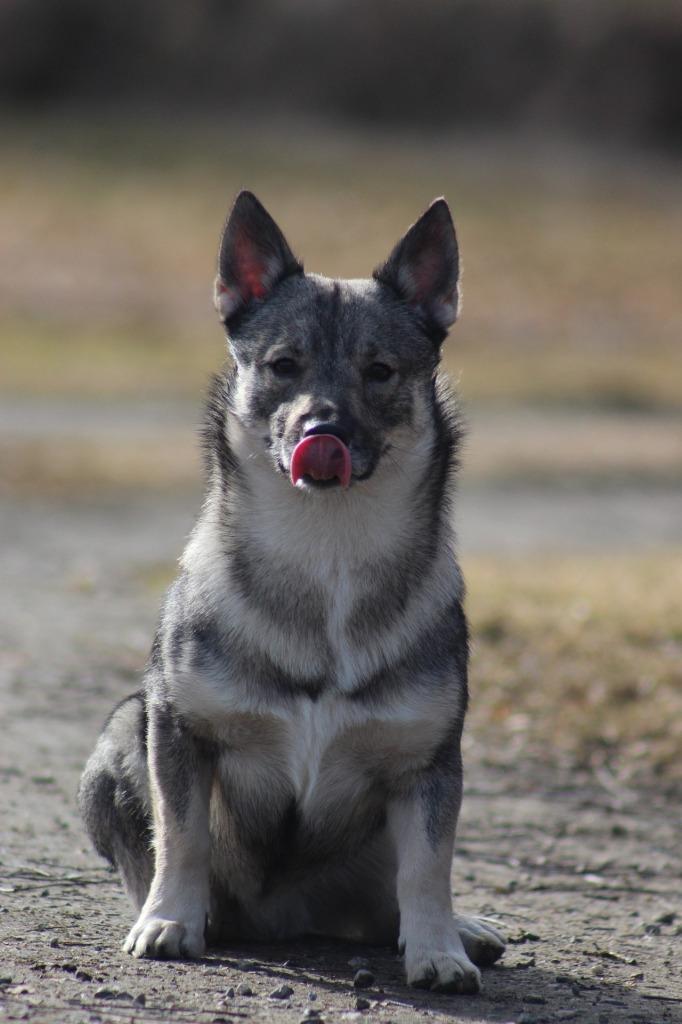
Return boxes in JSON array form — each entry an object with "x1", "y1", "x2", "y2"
[
  {"x1": 234, "y1": 234, "x2": 268, "y2": 301},
  {"x1": 411, "y1": 248, "x2": 443, "y2": 304},
  {"x1": 405, "y1": 214, "x2": 452, "y2": 305}
]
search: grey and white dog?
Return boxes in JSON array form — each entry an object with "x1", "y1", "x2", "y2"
[{"x1": 78, "y1": 191, "x2": 505, "y2": 993}]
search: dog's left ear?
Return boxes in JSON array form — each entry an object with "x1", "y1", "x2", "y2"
[
  {"x1": 214, "y1": 190, "x2": 302, "y2": 325},
  {"x1": 373, "y1": 197, "x2": 459, "y2": 338}
]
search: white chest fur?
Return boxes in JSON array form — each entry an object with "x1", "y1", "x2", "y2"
[
  {"x1": 281, "y1": 693, "x2": 364, "y2": 805},
  {"x1": 179, "y1": 412, "x2": 462, "y2": 695},
  {"x1": 202, "y1": 686, "x2": 459, "y2": 821}
]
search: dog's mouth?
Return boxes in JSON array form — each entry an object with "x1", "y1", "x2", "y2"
[{"x1": 290, "y1": 434, "x2": 352, "y2": 490}]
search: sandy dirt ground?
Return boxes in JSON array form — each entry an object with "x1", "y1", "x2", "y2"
[{"x1": 1, "y1": 490, "x2": 681, "y2": 1024}]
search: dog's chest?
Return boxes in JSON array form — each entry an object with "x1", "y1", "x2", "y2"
[
  {"x1": 315, "y1": 556, "x2": 361, "y2": 668},
  {"x1": 238, "y1": 512, "x2": 396, "y2": 690},
  {"x1": 282, "y1": 696, "x2": 351, "y2": 805},
  {"x1": 217, "y1": 691, "x2": 445, "y2": 817}
]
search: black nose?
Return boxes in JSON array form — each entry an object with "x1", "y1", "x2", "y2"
[{"x1": 303, "y1": 421, "x2": 351, "y2": 447}]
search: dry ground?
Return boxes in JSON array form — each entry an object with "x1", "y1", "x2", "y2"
[
  {"x1": 1, "y1": 493, "x2": 681, "y2": 1024},
  {"x1": 1, "y1": 117, "x2": 681, "y2": 1024}
]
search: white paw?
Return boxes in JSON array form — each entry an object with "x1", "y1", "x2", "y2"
[
  {"x1": 123, "y1": 913, "x2": 206, "y2": 959},
  {"x1": 405, "y1": 944, "x2": 481, "y2": 994},
  {"x1": 454, "y1": 914, "x2": 506, "y2": 968}
]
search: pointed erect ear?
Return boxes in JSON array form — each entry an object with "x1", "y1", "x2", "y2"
[
  {"x1": 373, "y1": 198, "x2": 460, "y2": 336},
  {"x1": 214, "y1": 191, "x2": 303, "y2": 324}
]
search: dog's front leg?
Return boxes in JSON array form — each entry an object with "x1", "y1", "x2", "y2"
[
  {"x1": 388, "y1": 738, "x2": 505, "y2": 993},
  {"x1": 123, "y1": 704, "x2": 214, "y2": 959}
]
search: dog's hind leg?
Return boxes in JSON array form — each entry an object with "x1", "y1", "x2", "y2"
[{"x1": 78, "y1": 692, "x2": 154, "y2": 911}]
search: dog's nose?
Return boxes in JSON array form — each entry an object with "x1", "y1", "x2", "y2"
[{"x1": 303, "y1": 421, "x2": 351, "y2": 447}]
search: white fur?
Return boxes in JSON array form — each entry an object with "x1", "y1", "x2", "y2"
[
  {"x1": 388, "y1": 796, "x2": 481, "y2": 993},
  {"x1": 213, "y1": 277, "x2": 241, "y2": 322},
  {"x1": 169, "y1": 412, "x2": 465, "y2": 824},
  {"x1": 169, "y1": 397, "x2": 466, "y2": 826},
  {"x1": 180, "y1": 396, "x2": 462, "y2": 701},
  {"x1": 124, "y1": 707, "x2": 211, "y2": 958}
]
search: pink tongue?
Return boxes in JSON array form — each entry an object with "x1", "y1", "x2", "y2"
[{"x1": 290, "y1": 434, "x2": 352, "y2": 489}]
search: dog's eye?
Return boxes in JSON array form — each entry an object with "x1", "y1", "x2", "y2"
[
  {"x1": 270, "y1": 357, "x2": 299, "y2": 378},
  {"x1": 365, "y1": 362, "x2": 394, "y2": 383}
]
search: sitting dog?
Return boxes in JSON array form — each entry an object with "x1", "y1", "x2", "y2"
[{"x1": 78, "y1": 191, "x2": 505, "y2": 993}]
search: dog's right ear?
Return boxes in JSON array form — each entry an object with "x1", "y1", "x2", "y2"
[
  {"x1": 373, "y1": 197, "x2": 459, "y2": 341},
  {"x1": 214, "y1": 191, "x2": 302, "y2": 325}
]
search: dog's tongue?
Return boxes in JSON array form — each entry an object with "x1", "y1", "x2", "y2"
[{"x1": 290, "y1": 434, "x2": 352, "y2": 489}]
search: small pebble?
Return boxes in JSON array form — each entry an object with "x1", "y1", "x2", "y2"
[
  {"x1": 75, "y1": 970, "x2": 92, "y2": 982},
  {"x1": 352, "y1": 969, "x2": 375, "y2": 989},
  {"x1": 133, "y1": 993, "x2": 146, "y2": 1007},
  {"x1": 0, "y1": 976, "x2": 13, "y2": 985},
  {"x1": 308, "y1": 990, "x2": 318, "y2": 1001},
  {"x1": 355, "y1": 996, "x2": 370, "y2": 1010},
  {"x1": 299, "y1": 1017, "x2": 324, "y2": 1024},
  {"x1": 236, "y1": 982, "x2": 253, "y2": 996},
  {"x1": 94, "y1": 988, "x2": 116, "y2": 1000},
  {"x1": 269, "y1": 983, "x2": 295, "y2": 999},
  {"x1": 348, "y1": 957, "x2": 371, "y2": 970},
  {"x1": 509, "y1": 930, "x2": 540, "y2": 945},
  {"x1": 93, "y1": 987, "x2": 135, "y2": 1001}
]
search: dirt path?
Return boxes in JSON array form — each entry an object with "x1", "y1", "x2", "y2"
[{"x1": 1, "y1": 495, "x2": 681, "y2": 1024}]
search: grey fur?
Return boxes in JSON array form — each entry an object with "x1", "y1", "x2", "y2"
[
  {"x1": 78, "y1": 693, "x2": 153, "y2": 909},
  {"x1": 149, "y1": 703, "x2": 216, "y2": 826},
  {"x1": 78, "y1": 192, "x2": 505, "y2": 988}
]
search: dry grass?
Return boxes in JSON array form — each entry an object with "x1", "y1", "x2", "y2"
[
  {"x1": 0, "y1": 434, "x2": 199, "y2": 497},
  {"x1": 1, "y1": 113, "x2": 681, "y2": 409},
  {"x1": 467, "y1": 408, "x2": 682, "y2": 485},
  {"x1": 0, "y1": 320, "x2": 216, "y2": 400},
  {"x1": 464, "y1": 551, "x2": 682, "y2": 788}
]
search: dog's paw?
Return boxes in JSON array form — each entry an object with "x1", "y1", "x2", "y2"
[
  {"x1": 454, "y1": 914, "x2": 506, "y2": 968},
  {"x1": 123, "y1": 914, "x2": 206, "y2": 959},
  {"x1": 405, "y1": 945, "x2": 481, "y2": 994}
]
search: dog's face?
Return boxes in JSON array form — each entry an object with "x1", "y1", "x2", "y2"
[{"x1": 214, "y1": 192, "x2": 460, "y2": 490}]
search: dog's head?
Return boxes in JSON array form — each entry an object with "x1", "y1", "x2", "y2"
[{"x1": 214, "y1": 191, "x2": 459, "y2": 491}]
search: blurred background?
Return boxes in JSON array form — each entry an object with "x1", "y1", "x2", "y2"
[{"x1": 1, "y1": 1, "x2": 680, "y2": 792}]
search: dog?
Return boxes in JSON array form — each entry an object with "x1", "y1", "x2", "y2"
[{"x1": 78, "y1": 191, "x2": 505, "y2": 993}]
